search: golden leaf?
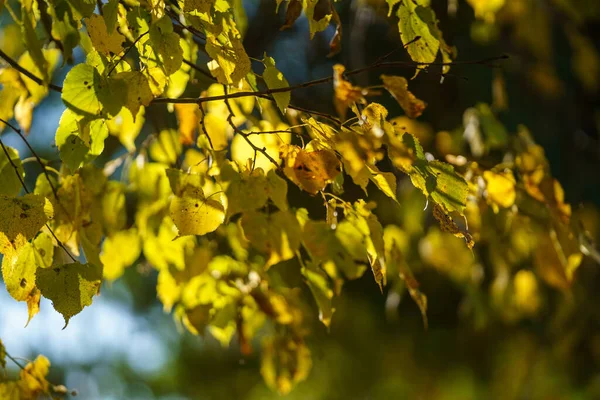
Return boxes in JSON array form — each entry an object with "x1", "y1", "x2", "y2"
[
  {"x1": 85, "y1": 14, "x2": 125, "y2": 55},
  {"x1": 280, "y1": 144, "x2": 341, "y2": 194},
  {"x1": 381, "y1": 75, "x2": 427, "y2": 119}
]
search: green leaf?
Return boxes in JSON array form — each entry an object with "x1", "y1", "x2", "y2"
[
  {"x1": 261, "y1": 334, "x2": 312, "y2": 395},
  {"x1": 61, "y1": 64, "x2": 124, "y2": 118},
  {"x1": 302, "y1": 262, "x2": 335, "y2": 327},
  {"x1": 263, "y1": 55, "x2": 290, "y2": 114},
  {"x1": 427, "y1": 161, "x2": 469, "y2": 215},
  {"x1": 222, "y1": 164, "x2": 269, "y2": 217},
  {"x1": 303, "y1": 220, "x2": 366, "y2": 280},
  {"x1": 55, "y1": 109, "x2": 89, "y2": 171},
  {"x1": 112, "y1": 71, "x2": 154, "y2": 117},
  {"x1": 149, "y1": 17, "x2": 184, "y2": 75},
  {"x1": 21, "y1": 2, "x2": 48, "y2": 83},
  {"x1": 36, "y1": 262, "x2": 102, "y2": 327},
  {"x1": 0, "y1": 145, "x2": 24, "y2": 197},
  {"x1": 266, "y1": 170, "x2": 288, "y2": 211},
  {"x1": 103, "y1": 0, "x2": 120, "y2": 33},
  {"x1": 368, "y1": 167, "x2": 398, "y2": 203},
  {"x1": 395, "y1": 1, "x2": 440, "y2": 71},
  {"x1": 388, "y1": 133, "x2": 468, "y2": 215}
]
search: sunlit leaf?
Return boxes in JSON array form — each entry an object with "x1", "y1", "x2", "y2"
[
  {"x1": 101, "y1": 229, "x2": 141, "y2": 281},
  {"x1": 393, "y1": 1, "x2": 441, "y2": 74},
  {"x1": 263, "y1": 54, "x2": 290, "y2": 114},
  {"x1": 61, "y1": 64, "x2": 125, "y2": 118},
  {"x1": 280, "y1": 144, "x2": 341, "y2": 195},
  {"x1": 0, "y1": 194, "x2": 53, "y2": 255},
  {"x1": 167, "y1": 169, "x2": 226, "y2": 236},
  {"x1": 381, "y1": 75, "x2": 427, "y2": 118},
  {"x1": 85, "y1": 13, "x2": 125, "y2": 55}
]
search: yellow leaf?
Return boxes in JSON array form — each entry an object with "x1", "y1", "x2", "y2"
[
  {"x1": 231, "y1": 122, "x2": 291, "y2": 172},
  {"x1": 107, "y1": 107, "x2": 146, "y2": 152},
  {"x1": 333, "y1": 64, "x2": 365, "y2": 119},
  {"x1": 199, "y1": 112, "x2": 229, "y2": 151},
  {"x1": 101, "y1": 229, "x2": 141, "y2": 281},
  {"x1": 205, "y1": 19, "x2": 250, "y2": 85},
  {"x1": 304, "y1": 0, "x2": 332, "y2": 38},
  {"x1": 19, "y1": 355, "x2": 50, "y2": 398},
  {"x1": 381, "y1": 75, "x2": 427, "y2": 118},
  {"x1": 175, "y1": 103, "x2": 200, "y2": 145},
  {"x1": 513, "y1": 270, "x2": 540, "y2": 315},
  {"x1": 0, "y1": 194, "x2": 54, "y2": 256},
  {"x1": 484, "y1": 170, "x2": 516, "y2": 210},
  {"x1": 25, "y1": 288, "x2": 41, "y2": 326},
  {"x1": 467, "y1": 0, "x2": 505, "y2": 23},
  {"x1": 167, "y1": 170, "x2": 226, "y2": 236},
  {"x1": 85, "y1": 14, "x2": 125, "y2": 55},
  {"x1": 368, "y1": 166, "x2": 398, "y2": 202},
  {"x1": 280, "y1": 144, "x2": 341, "y2": 194}
]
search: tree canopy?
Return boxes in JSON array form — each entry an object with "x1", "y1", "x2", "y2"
[{"x1": 1, "y1": 0, "x2": 600, "y2": 398}]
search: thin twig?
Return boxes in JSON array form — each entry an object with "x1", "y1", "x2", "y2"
[
  {"x1": 0, "y1": 138, "x2": 28, "y2": 192},
  {"x1": 106, "y1": 31, "x2": 149, "y2": 76},
  {"x1": 149, "y1": 54, "x2": 509, "y2": 106},
  {"x1": 223, "y1": 86, "x2": 280, "y2": 168},
  {"x1": 0, "y1": 135, "x2": 77, "y2": 263},
  {"x1": 182, "y1": 58, "x2": 216, "y2": 81},
  {"x1": 0, "y1": 118, "x2": 61, "y2": 201},
  {"x1": 198, "y1": 106, "x2": 215, "y2": 150},
  {"x1": 0, "y1": 49, "x2": 62, "y2": 92}
]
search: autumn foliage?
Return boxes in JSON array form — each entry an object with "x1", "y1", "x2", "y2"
[{"x1": 1, "y1": 0, "x2": 599, "y2": 398}]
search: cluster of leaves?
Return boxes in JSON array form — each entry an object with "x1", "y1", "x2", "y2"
[
  {"x1": 0, "y1": 0, "x2": 595, "y2": 395},
  {"x1": 1, "y1": 339, "x2": 75, "y2": 399}
]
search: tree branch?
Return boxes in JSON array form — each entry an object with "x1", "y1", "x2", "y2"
[{"x1": 0, "y1": 48, "x2": 63, "y2": 92}]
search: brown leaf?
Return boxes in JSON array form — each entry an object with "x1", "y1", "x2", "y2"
[
  {"x1": 381, "y1": 75, "x2": 427, "y2": 118},
  {"x1": 328, "y1": 5, "x2": 342, "y2": 57},
  {"x1": 432, "y1": 203, "x2": 474, "y2": 249},
  {"x1": 281, "y1": 0, "x2": 303, "y2": 30}
]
